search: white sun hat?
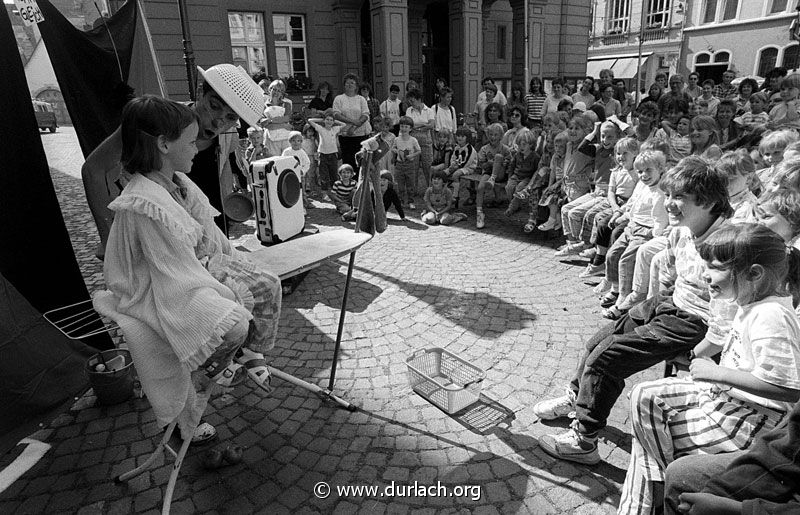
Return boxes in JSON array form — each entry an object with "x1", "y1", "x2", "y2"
[{"x1": 197, "y1": 64, "x2": 266, "y2": 127}]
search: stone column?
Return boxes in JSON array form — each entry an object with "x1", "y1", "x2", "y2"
[
  {"x1": 370, "y1": 0, "x2": 410, "y2": 97},
  {"x1": 449, "y1": 0, "x2": 483, "y2": 114},
  {"x1": 332, "y1": 0, "x2": 363, "y2": 83},
  {"x1": 510, "y1": 0, "x2": 547, "y2": 85}
]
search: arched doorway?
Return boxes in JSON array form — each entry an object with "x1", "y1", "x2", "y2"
[
  {"x1": 360, "y1": 1, "x2": 373, "y2": 87},
  {"x1": 35, "y1": 88, "x2": 71, "y2": 125},
  {"x1": 422, "y1": 1, "x2": 450, "y2": 106}
]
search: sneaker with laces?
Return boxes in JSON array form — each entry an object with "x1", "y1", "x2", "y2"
[
  {"x1": 579, "y1": 247, "x2": 597, "y2": 259},
  {"x1": 476, "y1": 211, "x2": 485, "y2": 229},
  {"x1": 532, "y1": 389, "x2": 577, "y2": 420},
  {"x1": 539, "y1": 424, "x2": 600, "y2": 465},
  {"x1": 578, "y1": 263, "x2": 605, "y2": 278}
]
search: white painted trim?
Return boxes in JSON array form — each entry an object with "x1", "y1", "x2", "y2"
[
  {"x1": 762, "y1": 0, "x2": 797, "y2": 17},
  {"x1": 693, "y1": 51, "x2": 713, "y2": 68},
  {"x1": 588, "y1": 51, "x2": 654, "y2": 60},
  {"x1": 685, "y1": 10, "x2": 796, "y2": 31}
]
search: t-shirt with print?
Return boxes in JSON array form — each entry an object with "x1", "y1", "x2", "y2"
[
  {"x1": 719, "y1": 295, "x2": 800, "y2": 412},
  {"x1": 424, "y1": 186, "x2": 453, "y2": 212},
  {"x1": 665, "y1": 218, "x2": 738, "y2": 346},
  {"x1": 392, "y1": 135, "x2": 421, "y2": 162}
]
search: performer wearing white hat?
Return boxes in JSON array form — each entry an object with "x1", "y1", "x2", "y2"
[{"x1": 82, "y1": 64, "x2": 266, "y2": 255}]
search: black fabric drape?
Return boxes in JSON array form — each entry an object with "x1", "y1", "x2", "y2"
[{"x1": 37, "y1": 0, "x2": 137, "y2": 156}]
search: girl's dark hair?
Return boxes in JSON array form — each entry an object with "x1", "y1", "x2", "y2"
[
  {"x1": 405, "y1": 89, "x2": 422, "y2": 101},
  {"x1": 738, "y1": 78, "x2": 759, "y2": 95},
  {"x1": 698, "y1": 224, "x2": 800, "y2": 306},
  {"x1": 588, "y1": 104, "x2": 606, "y2": 122},
  {"x1": 120, "y1": 95, "x2": 199, "y2": 175},
  {"x1": 507, "y1": 105, "x2": 526, "y2": 125},
  {"x1": 529, "y1": 77, "x2": 542, "y2": 93},
  {"x1": 483, "y1": 101, "x2": 505, "y2": 125}
]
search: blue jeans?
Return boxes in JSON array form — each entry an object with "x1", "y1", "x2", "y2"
[{"x1": 568, "y1": 293, "x2": 707, "y2": 434}]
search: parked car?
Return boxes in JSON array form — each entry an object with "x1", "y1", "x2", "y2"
[{"x1": 32, "y1": 99, "x2": 58, "y2": 133}]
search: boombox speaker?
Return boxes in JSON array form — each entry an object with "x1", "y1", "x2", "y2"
[{"x1": 250, "y1": 156, "x2": 304, "y2": 244}]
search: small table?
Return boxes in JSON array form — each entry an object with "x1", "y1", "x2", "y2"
[{"x1": 246, "y1": 229, "x2": 372, "y2": 410}]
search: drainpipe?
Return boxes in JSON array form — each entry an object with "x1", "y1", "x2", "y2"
[
  {"x1": 635, "y1": 0, "x2": 646, "y2": 104},
  {"x1": 524, "y1": 0, "x2": 529, "y2": 90}
]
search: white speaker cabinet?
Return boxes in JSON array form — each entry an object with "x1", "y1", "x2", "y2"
[{"x1": 250, "y1": 156, "x2": 304, "y2": 244}]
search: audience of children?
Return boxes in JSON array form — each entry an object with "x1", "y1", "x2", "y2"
[{"x1": 222, "y1": 69, "x2": 800, "y2": 514}]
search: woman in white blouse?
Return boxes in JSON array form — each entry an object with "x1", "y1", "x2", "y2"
[{"x1": 333, "y1": 73, "x2": 372, "y2": 173}]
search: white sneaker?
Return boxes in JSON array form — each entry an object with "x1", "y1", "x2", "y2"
[
  {"x1": 578, "y1": 263, "x2": 605, "y2": 278},
  {"x1": 532, "y1": 389, "x2": 577, "y2": 420},
  {"x1": 554, "y1": 241, "x2": 585, "y2": 257},
  {"x1": 593, "y1": 278, "x2": 611, "y2": 295},
  {"x1": 476, "y1": 211, "x2": 485, "y2": 229},
  {"x1": 537, "y1": 218, "x2": 556, "y2": 231},
  {"x1": 539, "y1": 423, "x2": 600, "y2": 465},
  {"x1": 579, "y1": 247, "x2": 597, "y2": 259}
]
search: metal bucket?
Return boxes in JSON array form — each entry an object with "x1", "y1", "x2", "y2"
[{"x1": 86, "y1": 349, "x2": 134, "y2": 405}]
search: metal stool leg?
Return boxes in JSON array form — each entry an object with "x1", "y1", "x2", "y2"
[{"x1": 115, "y1": 384, "x2": 214, "y2": 514}]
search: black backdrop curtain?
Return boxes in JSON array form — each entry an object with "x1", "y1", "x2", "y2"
[
  {"x1": 0, "y1": 6, "x2": 110, "y2": 442},
  {"x1": 37, "y1": 0, "x2": 138, "y2": 156}
]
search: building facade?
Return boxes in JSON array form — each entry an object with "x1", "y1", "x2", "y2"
[
  {"x1": 133, "y1": 0, "x2": 591, "y2": 113},
  {"x1": 588, "y1": 0, "x2": 799, "y2": 95},
  {"x1": 682, "y1": 0, "x2": 798, "y2": 83}
]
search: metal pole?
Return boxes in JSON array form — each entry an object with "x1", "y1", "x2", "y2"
[
  {"x1": 176, "y1": 0, "x2": 196, "y2": 100},
  {"x1": 523, "y1": 0, "x2": 529, "y2": 92},
  {"x1": 328, "y1": 251, "x2": 356, "y2": 391},
  {"x1": 635, "y1": 1, "x2": 646, "y2": 105}
]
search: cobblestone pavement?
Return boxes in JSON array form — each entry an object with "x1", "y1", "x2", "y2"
[{"x1": 0, "y1": 127, "x2": 662, "y2": 514}]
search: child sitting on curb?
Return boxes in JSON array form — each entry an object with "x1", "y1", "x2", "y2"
[
  {"x1": 600, "y1": 150, "x2": 669, "y2": 319},
  {"x1": 421, "y1": 171, "x2": 467, "y2": 226},
  {"x1": 503, "y1": 129, "x2": 540, "y2": 217},
  {"x1": 329, "y1": 164, "x2": 357, "y2": 220},
  {"x1": 447, "y1": 126, "x2": 478, "y2": 207},
  {"x1": 555, "y1": 119, "x2": 620, "y2": 256},
  {"x1": 475, "y1": 123, "x2": 512, "y2": 229}
]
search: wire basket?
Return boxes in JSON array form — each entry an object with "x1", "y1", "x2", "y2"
[{"x1": 406, "y1": 347, "x2": 485, "y2": 414}]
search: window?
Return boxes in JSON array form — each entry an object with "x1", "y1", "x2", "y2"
[
  {"x1": 607, "y1": 0, "x2": 631, "y2": 34},
  {"x1": 273, "y1": 14, "x2": 308, "y2": 78},
  {"x1": 696, "y1": 52, "x2": 711, "y2": 64},
  {"x1": 770, "y1": 0, "x2": 788, "y2": 14},
  {"x1": 714, "y1": 51, "x2": 730, "y2": 63},
  {"x1": 784, "y1": 44, "x2": 800, "y2": 69},
  {"x1": 721, "y1": 0, "x2": 738, "y2": 20},
  {"x1": 497, "y1": 25, "x2": 507, "y2": 60},
  {"x1": 645, "y1": 0, "x2": 671, "y2": 28},
  {"x1": 228, "y1": 12, "x2": 266, "y2": 75},
  {"x1": 758, "y1": 48, "x2": 779, "y2": 77},
  {"x1": 702, "y1": 0, "x2": 717, "y2": 23}
]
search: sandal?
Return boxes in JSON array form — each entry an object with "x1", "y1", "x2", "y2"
[
  {"x1": 523, "y1": 222, "x2": 536, "y2": 233},
  {"x1": 191, "y1": 422, "x2": 218, "y2": 445},
  {"x1": 205, "y1": 361, "x2": 246, "y2": 388},
  {"x1": 235, "y1": 348, "x2": 274, "y2": 394},
  {"x1": 600, "y1": 291, "x2": 619, "y2": 308},
  {"x1": 602, "y1": 306, "x2": 627, "y2": 320}
]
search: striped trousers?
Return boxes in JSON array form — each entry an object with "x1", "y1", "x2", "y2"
[
  {"x1": 618, "y1": 377, "x2": 786, "y2": 515},
  {"x1": 560, "y1": 192, "x2": 608, "y2": 243}
]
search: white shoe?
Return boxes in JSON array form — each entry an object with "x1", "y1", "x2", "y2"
[
  {"x1": 533, "y1": 388, "x2": 577, "y2": 420},
  {"x1": 554, "y1": 241, "x2": 585, "y2": 257},
  {"x1": 578, "y1": 263, "x2": 605, "y2": 278},
  {"x1": 539, "y1": 423, "x2": 600, "y2": 465},
  {"x1": 537, "y1": 218, "x2": 556, "y2": 231},
  {"x1": 476, "y1": 211, "x2": 485, "y2": 229},
  {"x1": 593, "y1": 278, "x2": 611, "y2": 295},
  {"x1": 579, "y1": 247, "x2": 597, "y2": 259}
]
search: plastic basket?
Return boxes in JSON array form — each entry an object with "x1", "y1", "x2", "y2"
[{"x1": 406, "y1": 347, "x2": 485, "y2": 414}]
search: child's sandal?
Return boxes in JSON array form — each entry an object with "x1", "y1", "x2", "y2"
[
  {"x1": 600, "y1": 291, "x2": 619, "y2": 308},
  {"x1": 523, "y1": 222, "x2": 536, "y2": 233},
  {"x1": 602, "y1": 306, "x2": 627, "y2": 320}
]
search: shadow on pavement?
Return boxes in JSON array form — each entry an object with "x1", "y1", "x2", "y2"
[{"x1": 353, "y1": 265, "x2": 536, "y2": 337}]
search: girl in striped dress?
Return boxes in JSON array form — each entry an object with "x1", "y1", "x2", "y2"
[{"x1": 618, "y1": 224, "x2": 800, "y2": 515}]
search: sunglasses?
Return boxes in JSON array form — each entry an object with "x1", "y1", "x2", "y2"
[{"x1": 510, "y1": 113, "x2": 521, "y2": 118}]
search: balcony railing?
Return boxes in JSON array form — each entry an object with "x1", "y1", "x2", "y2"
[
  {"x1": 601, "y1": 32, "x2": 629, "y2": 45},
  {"x1": 641, "y1": 26, "x2": 669, "y2": 42}
]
